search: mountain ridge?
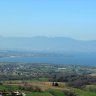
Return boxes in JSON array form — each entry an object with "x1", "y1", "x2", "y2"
[{"x1": 0, "y1": 36, "x2": 96, "y2": 52}]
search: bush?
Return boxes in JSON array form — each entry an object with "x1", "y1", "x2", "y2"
[{"x1": 52, "y1": 82, "x2": 59, "y2": 87}]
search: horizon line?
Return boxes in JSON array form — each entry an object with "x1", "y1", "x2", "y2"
[{"x1": 0, "y1": 35, "x2": 96, "y2": 41}]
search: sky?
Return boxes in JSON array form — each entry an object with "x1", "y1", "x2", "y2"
[{"x1": 0, "y1": 0, "x2": 96, "y2": 40}]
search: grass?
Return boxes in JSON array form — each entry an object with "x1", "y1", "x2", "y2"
[
  {"x1": 49, "y1": 89, "x2": 65, "y2": 96},
  {"x1": 75, "y1": 88, "x2": 96, "y2": 96},
  {"x1": 2, "y1": 78, "x2": 48, "y2": 84},
  {"x1": 26, "y1": 91, "x2": 52, "y2": 96},
  {"x1": 0, "y1": 85, "x2": 19, "y2": 91},
  {"x1": 84, "y1": 85, "x2": 96, "y2": 92},
  {"x1": 1, "y1": 81, "x2": 96, "y2": 96},
  {"x1": 0, "y1": 85, "x2": 52, "y2": 96}
]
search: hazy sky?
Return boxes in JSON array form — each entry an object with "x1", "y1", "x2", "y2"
[{"x1": 0, "y1": 0, "x2": 96, "y2": 40}]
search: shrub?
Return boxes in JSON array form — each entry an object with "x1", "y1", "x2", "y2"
[{"x1": 52, "y1": 82, "x2": 59, "y2": 87}]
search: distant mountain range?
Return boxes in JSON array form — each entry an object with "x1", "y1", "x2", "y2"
[{"x1": 0, "y1": 36, "x2": 96, "y2": 53}]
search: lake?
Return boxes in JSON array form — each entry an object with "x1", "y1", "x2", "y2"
[{"x1": 0, "y1": 53, "x2": 96, "y2": 66}]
